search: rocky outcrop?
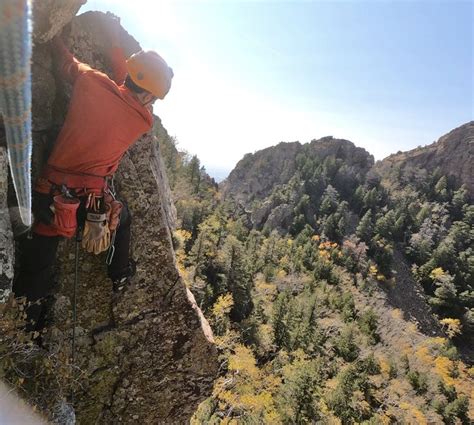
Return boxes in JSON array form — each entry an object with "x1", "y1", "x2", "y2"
[
  {"x1": 376, "y1": 121, "x2": 474, "y2": 195},
  {"x1": 222, "y1": 141, "x2": 302, "y2": 205},
  {"x1": 223, "y1": 137, "x2": 373, "y2": 207},
  {"x1": 2, "y1": 2, "x2": 217, "y2": 423},
  {"x1": 51, "y1": 130, "x2": 216, "y2": 423},
  {"x1": 222, "y1": 137, "x2": 373, "y2": 231},
  {"x1": 32, "y1": 0, "x2": 86, "y2": 44}
]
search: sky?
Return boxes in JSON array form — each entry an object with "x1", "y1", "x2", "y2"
[{"x1": 82, "y1": 0, "x2": 473, "y2": 181}]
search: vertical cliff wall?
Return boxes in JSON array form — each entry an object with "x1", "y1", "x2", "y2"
[
  {"x1": 0, "y1": 146, "x2": 14, "y2": 303},
  {"x1": 1, "y1": 2, "x2": 218, "y2": 423}
]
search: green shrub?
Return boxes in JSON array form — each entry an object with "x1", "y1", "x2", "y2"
[
  {"x1": 358, "y1": 308, "x2": 380, "y2": 344},
  {"x1": 334, "y1": 326, "x2": 360, "y2": 362},
  {"x1": 407, "y1": 370, "x2": 428, "y2": 395}
]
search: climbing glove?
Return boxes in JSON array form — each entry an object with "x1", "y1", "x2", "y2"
[
  {"x1": 82, "y1": 212, "x2": 111, "y2": 254},
  {"x1": 82, "y1": 194, "x2": 111, "y2": 254}
]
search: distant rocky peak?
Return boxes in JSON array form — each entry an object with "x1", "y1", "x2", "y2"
[
  {"x1": 222, "y1": 136, "x2": 373, "y2": 207},
  {"x1": 377, "y1": 121, "x2": 474, "y2": 196}
]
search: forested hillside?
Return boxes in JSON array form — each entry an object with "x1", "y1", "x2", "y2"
[{"x1": 158, "y1": 122, "x2": 473, "y2": 424}]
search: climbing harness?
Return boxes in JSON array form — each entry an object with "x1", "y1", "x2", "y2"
[{"x1": 0, "y1": 0, "x2": 33, "y2": 226}]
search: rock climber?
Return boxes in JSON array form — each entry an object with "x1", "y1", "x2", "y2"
[{"x1": 13, "y1": 18, "x2": 173, "y2": 331}]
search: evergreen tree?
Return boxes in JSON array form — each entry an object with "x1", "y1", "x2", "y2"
[
  {"x1": 363, "y1": 187, "x2": 380, "y2": 210},
  {"x1": 334, "y1": 325, "x2": 360, "y2": 361},
  {"x1": 356, "y1": 210, "x2": 374, "y2": 243},
  {"x1": 218, "y1": 235, "x2": 254, "y2": 321},
  {"x1": 430, "y1": 269, "x2": 458, "y2": 311},
  {"x1": 319, "y1": 184, "x2": 340, "y2": 216},
  {"x1": 374, "y1": 210, "x2": 397, "y2": 239},
  {"x1": 434, "y1": 175, "x2": 449, "y2": 201},
  {"x1": 451, "y1": 185, "x2": 468, "y2": 220},
  {"x1": 353, "y1": 185, "x2": 366, "y2": 213},
  {"x1": 272, "y1": 291, "x2": 292, "y2": 350}
]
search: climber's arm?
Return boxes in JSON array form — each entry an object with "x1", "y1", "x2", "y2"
[
  {"x1": 52, "y1": 36, "x2": 93, "y2": 83},
  {"x1": 103, "y1": 15, "x2": 127, "y2": 85},
  {"x1": 107, "y1": 46, "x2": 128, "y2": 85}
]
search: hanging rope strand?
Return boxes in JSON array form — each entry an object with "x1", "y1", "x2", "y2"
[{"x1": 0, "y1": 0, "x2": 33, "y2": 226}]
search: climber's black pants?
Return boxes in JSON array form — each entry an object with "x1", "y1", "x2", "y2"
[{"x1": 13, "y1": 200, "x2": 132, "y2": 331}]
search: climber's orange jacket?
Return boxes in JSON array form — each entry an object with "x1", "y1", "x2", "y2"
[{"x1": 36, "y1": 38, "x2": 153, "y2": 194}]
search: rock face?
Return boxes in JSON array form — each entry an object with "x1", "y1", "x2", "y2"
[
  {"x1": 53, "y1": 131, "x2": 216, "y2": 423},
  {"x1": 32, "y1": 0, "x2": 85, "y2": 44},
  {"x1": 2, "y1": 2, "x2": 218, "y2": 423},
  {"x1": 376, "y1": 121, "x2": 474, "y2": 195},
  {"x1": 0, "y1": 145, "x2": 14, "y2": 303},
  {"x1": 222, "y1": 141, "x2": 302, "y2": 205},
  {"x1": 222, "y1": 137, "x2": 373, "y2": 230},
  {"x1": 223, "y1": 138, "x2": 373, "y2": 206}
]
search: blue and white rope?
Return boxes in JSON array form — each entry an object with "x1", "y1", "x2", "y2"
[{"x1": 0, "y1": 0, "x2": 32, "y2": 226}]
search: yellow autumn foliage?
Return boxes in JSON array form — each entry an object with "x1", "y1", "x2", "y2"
[
  {"x1": 319, "y1": 249, "x2": 330, "y2": 258},
  {"x1": 228, "y1": 345, "x2": 260, "y2": 379},
  {"x1": 212, "y1": 294, "x2": 234, "y2": 319},
  {"x1": 369, "y1": 265, "x2": 378, "y2": 276},
  {"x1": 399, "y1": 402, "x2": 428, "y2": 425},
  {"x1": 426, "y1": 337, "x2": 447, "y2": 348},
  {"x1": 378, "y1": 356, "x2": 390, "y2": 376},
  {"x1": 430, "y1": 267, "x2": 445, "y2": 280},
  {"x1": 434, "y1": 356, "x2": 456, "y2": 386},
  {"x1": 415, "y1": 346, "x2": 433, "y2": 366},
  {"x1": 468, "y1": 367, "x2": 474, "y2": 378},
  {"x1": 440, "y1": 318, "x2": 462, "y2": 339},
  {"x1": 174, "y1": 228, "x2": 192, "y2": 243}
]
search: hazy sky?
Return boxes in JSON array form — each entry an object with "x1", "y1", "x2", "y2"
[{"x1": 82, "y1": 0, "x2": 473, "y2": 180}]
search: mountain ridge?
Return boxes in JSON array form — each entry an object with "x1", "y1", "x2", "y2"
[
  {"x1": 223, "y1": 121, "x2": 473, "y2": 200},
  {"x1": 376, "y1": 121, "x2": 474, "y2": 196}
]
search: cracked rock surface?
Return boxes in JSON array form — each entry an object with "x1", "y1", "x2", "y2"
[
  {"x1": 3, "y1": 3, "x2": 218, "y2": 423},
  {"x1": 0, "y1": 146, "x2": 14, "y2": 303}
]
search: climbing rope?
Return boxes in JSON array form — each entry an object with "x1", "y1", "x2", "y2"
[{"x1": 0, "y1": 0, "x2": 33, "y2": 226}]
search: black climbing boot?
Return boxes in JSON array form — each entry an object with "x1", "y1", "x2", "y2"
[{"x1": 111, "y1": 259, "x2": 137, "y2": 293}]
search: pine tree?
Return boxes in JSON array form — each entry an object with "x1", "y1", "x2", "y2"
[
  {"x1": 293, "y1": 369, "x2": 320, "y2": 423},
  {"x1": 353, "y1": 185, "x2": 366, "y2": 213},
  {"x1": 219, "y1": 235, "x2": 253, "y2": 321},
  {"x1": 299, "y1": 301, "x2": 323, "y2": 355},
  {"x1": 434, "y1": 175, "x2": 449, "y2": 201},
  {"x1": 356, "y1": 210, "x2": 373, "y2": 243},
  {"x1": 430, "y1": 269, "x2": 458, "y2": 310},
  {"x1": 334, "y1": 325, "x2": 360, "y2": 361},
  {"x1": 374, "y1": 209, "x2": 396, "y2": 239},
  {"x1": 451, "y1": 185, "x2": 468, "y2": 220},
  {"x1": 319, "y1": 185, "x2": 340, "y2": 216},
  {"x1": 272, "y1": 291, "x2": 292, "y2": 349},
  {"x1": 362, "y1": 187, "x2": 379, "y2": 210}
]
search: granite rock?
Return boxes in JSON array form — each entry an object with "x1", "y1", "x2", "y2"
[
  {"x1": 376, "y1": 121, "x2": 474, "y2": 196},
  {"x1": 0, "y1": 147, "x2": 14, "y2": 303},
  {"x1": 3, "y1": 7, "x2": 217, "y2": 424}
]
